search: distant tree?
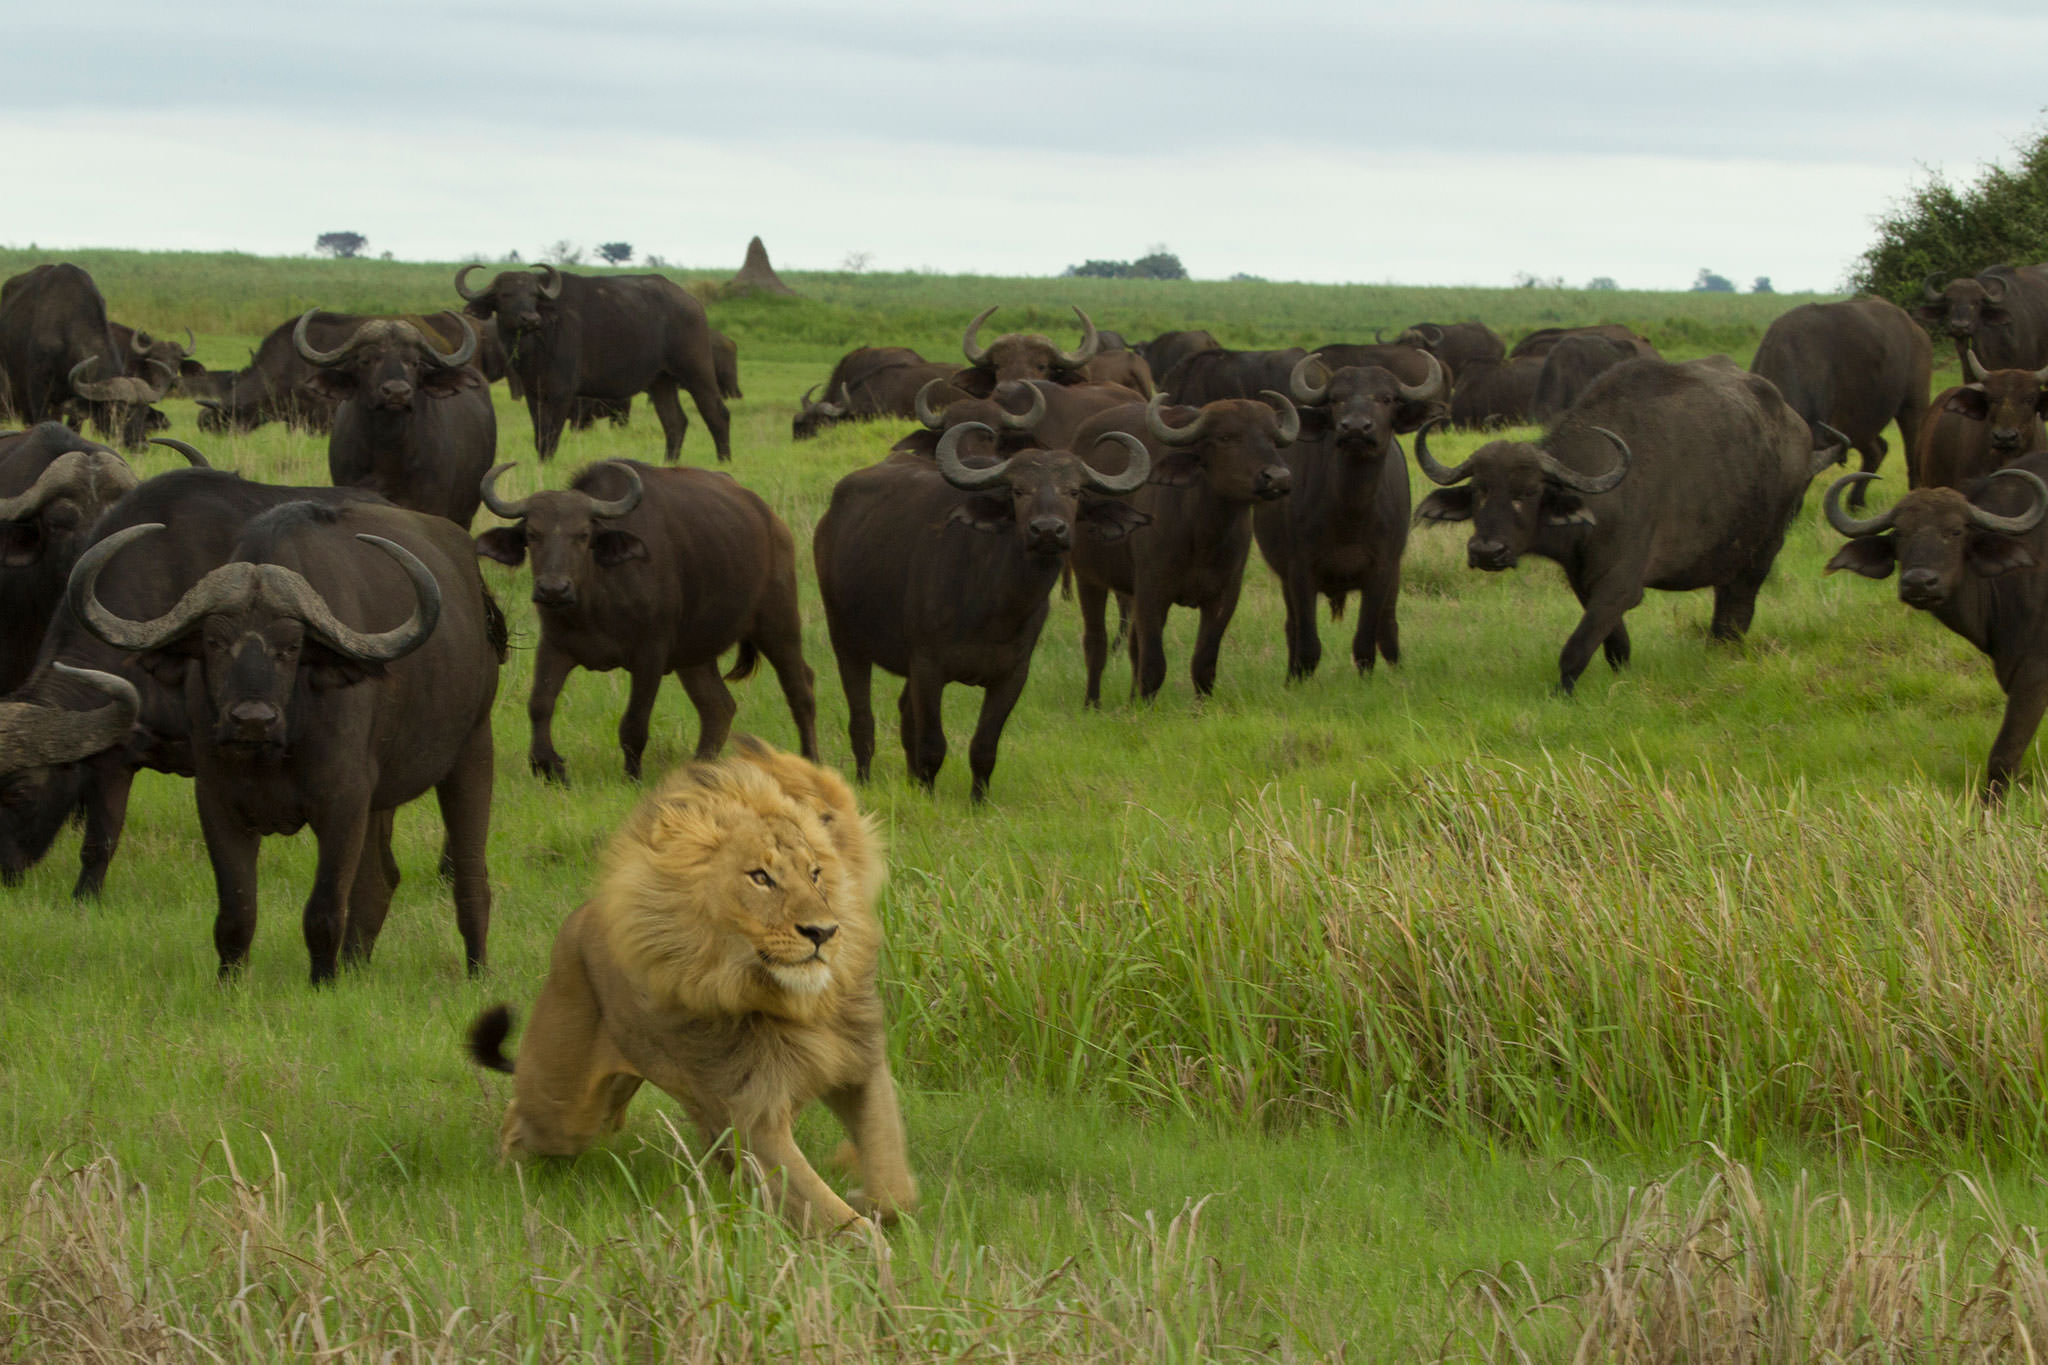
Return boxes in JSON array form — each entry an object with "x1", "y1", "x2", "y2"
[
  {"x1": 543, "y1": 239, "x2": 584, "y2": 266},
  {"x1": 1513, "y1": 271, "x2": 1566, "y2": 289},
  {"x1": 841, "y1": 250, "x2": 874, "y2": 273},
  {"x1": 1063, "y1": 250, "x2": 1187, "y2": 280},
  {"x1": 1230, "y1": 272, "x2": 1266, "y2": 283},
  {"x1": 1692, "y1": 268, "x2": 1736, "y2": 293},
  {"x1": 501, "y1": 249, "x2": 522, "y2": 263},
  {"x1": 1586, "y1": 276, "x2": 1619, "y2": 291},
  {"x1": 315, "y1": 231, "x2": 367, "y2": 259},
  {"x1": 378, "y1": 250, "x2": 394, "y2": 261},
  {"x1": 596, "y1": 242, "x2": 633, "y2": 266},
  {"x1": 644, "y1": 253, "x2": 668, "y2": 269},
  {"x1": 1064, "y1": 259, "x2": 1126, "y2": 279},
  {"x1": 1751, "y1": 275, "x2": 1774, "y2": 294},
  {"x1": 1852, "y1": 125, "x2": 2048, "y2": 305}
]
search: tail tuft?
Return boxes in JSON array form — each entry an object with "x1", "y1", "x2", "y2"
[{"x1": 466, "y1": 1004, "x2": 518, "y2": 1073}]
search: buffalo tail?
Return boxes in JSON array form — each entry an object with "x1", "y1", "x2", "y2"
[{"x1": 724, "y1": 641, "x2": 760, "y2": 682}]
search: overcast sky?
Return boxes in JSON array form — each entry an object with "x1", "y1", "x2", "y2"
[{"x1": 6, "y1": 1, "x2": 2040, "y2": 291}]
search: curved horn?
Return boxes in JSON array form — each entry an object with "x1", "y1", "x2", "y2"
[
  {"x1": 66, "y1": 356, "x2": 116, "y2": 402},
  {"x1": 148, "y1": 437, "x2": 210, "y2": 468},
  {"x1": 1980, "y1": 270, "x2": 2009, "y2": 304},
  {"x1": 478, "y1": 462, "x2": 532, "y2": 520},
  {"x1": 1260, "y1": 390, "x2": 1301, "y2": 445},
  {"x1": 1081, "y1": 431, "x2": 1151, "y2": 494},
  {"x1": 934, "y1": 423, "x2": 1012, "y2": 490},
  {"x1": 1537, "y1": 426, "x2": 1631, "y2": 494},
  {"x1": 129, "y1": 329, "x2": 152, "y2": 357},
  {"x1": 1823, "y1": 474, "x2": 1895, "y2": 537},
  {"x1": 1418, "y1": 323, "x2": 1446, "y2": 345},
  {"x1": 1966, "y1": 347, "x2": 1992, "y2": 382},
  {"x1": 579, "y1": 462, "x2": 644, "y2": 520},
  {"x1": 1145, "y1": 391, "x2": 1211, "y2": 446},
  {"x1": 0, "y1": 665, "x2": 140, "y2": 776},
  {"x1": 801, "y1": 383, "x2": 820, "y2": 407},
  {"x1": 424, "y1": 315, "x2": 478, "y2": 369},
  {"x1": 534, "y1": 264, "x2": 563, "y2": 299},
  {"x1": 454, "y1": 263, "x2": 489, "y2": 302},
  {"x1": 1289, "y1": 352, "x2": 1331, "y2": 405},
  {"x1": 257, "y1": 535, "x2": 441, "y2": 663},
  {"x1": 181, "y1": 327, "x2": 195, "y2": 357},
  {"x1": 140, "y1": 359, "x2": 177, "y2": 399},
  {"x1": 1413, "y1": 416, "x2": 1472, "y2": 485},
  {"x1": 1054, "y1": 307, "x2": 1100, "y2": 369},
  {"x1": 914, "y1": 378, "x2": 949, "y2": 428},
  {"x1": 0, "y1": 450, "x2": 131, "y2": 522},
  {"x1": 1922, "y1": 271, "x2": 1948, "y2": 304},
  {"x1": 1373, "y1": 328, "x2": 1386, "y2": 343},
  {"x1": 68, "y1": 523, "x2": 239, "y2": 652},
  {"x1": 1968, "y1": 468, "x2": 2048, "y2": 536},
  {"x1": 993, "y1": 381, "x2": 1047, "y2": 430},
  {"x1": 961, "y1": 305, "x2": 998, "y2": 367},
  {"x1": 292, "y1": 309, "x2": 356, "y2": 366},
  {"x1": 1396, "y1": 350, "x2": 1447, "y2": 403}
]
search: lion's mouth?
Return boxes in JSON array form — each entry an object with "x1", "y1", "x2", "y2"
[{"x1": 764, "y1": 955, "x2": 831, "y2": 996}]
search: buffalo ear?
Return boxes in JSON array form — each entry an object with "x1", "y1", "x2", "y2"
[
  {"x1": 945, "y1": 495, "x2": 1013, "y2": 534},
  {"x1": 302, "y1": 643, "x2": 382, "y2": 691},
  {"x1": 303, "y1": 369, "x2": 356, "y2": 404},
  {"x1": 0, "y1": 520, "x2": 42, "y2": 567},
  {"x1": 461, "y1": 299, "x2": 494, "y2": 320},
  {"x1": 952, "y1": 369, "x2": 998, "y2": 400},
  {"x1": 1966, "y1": 531, "x2": 2037, "y2": 579},
  {"x1": 1543, "y1": 489, "x2": 1596, "y2": 526},
  {"x1": 420, "y1": 367, "x2": 481, "y2": 397},
  {"x1": 1981, "y1": 306, "x2": 2011, "y2": 325},
  {"x1": 474, "y1": 526, "x2": 527, "y2": 566},
  {"x1": 2035, "y1": 388, "x2": 2048, "y2": 419},
  {"x1": 1078, "y1": 498, "x2": 1151, "y2": 543},
  {"x1": 592, "y1": 529, "x2": 648, "y2": 566},
  {"x1": 1393, "y1": 399, "x2": 1447, "y2": 435},
  {"x1": 1944, "y1": 387, "x2": 1990, "y2": 420},
  {"x1": 1914, "y1": 303, "x2": 1946, "y2": 325},
  {"x1": 1148, "y1": 452, "x2": 1204, "y2": 488},
  {"x1": 1413, "y1": 487, "x2": 1475, "y2": 524},
  {"x1": 1295, "y1": 406, "x2": 1333, "y2": 439},
  {"x1": 178, "y1": 358, "x2": 208, "y2": 379},
  {"x1": 1824, "y1": 536, "x2": 1897, "y2": 578}
]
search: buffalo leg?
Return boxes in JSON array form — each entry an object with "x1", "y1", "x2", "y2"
[
  {"x1": 527, "y1": 639, "x2": 577, "y2": 784},
  {"x1": 1897, "y1": 390, "x2": 1930, "y2": 489},
  {"x1": 903, "y1": 662, "x2": 948, "y2": 789},
  {"x1": 677, "y1": 367, "x2": 733, "y2": 463},
  {"x1": 1710, "y1": 580, "x2": 1763, "y2": 641},
  {"x1": 647, "y1": 378, "x2": 691, "y2": 464},
  {"x1": 1283, "y1": 563, "x2": 1321, "y2": 679},
  {"x1": 72, "y1": 758, "x2": 134, "y2": 901},
  {"x1": 1358, "y1": 570, "x2": 1402, "y2": 671},
  {"x1": 435, "y1": 718, "x2": 495, "y2": 974},
  {"x1": 529, "y1": 394, "x2": 570, "y2": 463},
  {"x1": 196, "y1": 787, "x2": 262, "y2": 979},
  {"x1": 836, "y1": 649, "x2": 876, "y2": 783},
  {"x1": 304, "y1": 801, "x2": 371, "y2": 985},
  {"x1": 675, "y1": 664, "x2": 737, "y2": 761},
  {"x1": 1078, "y1": 576, "x2": 1111, "y2": 706},
  {"x1": 1986, "y1": 665, "x2": 2048, "y2": 801},
  {"x1": 341, "y1": 809, "x2": 397, "y2": 968},
  {"x1": 1130, "y1": 589, "x2": 1173, "y2": 700},
  {"x1": 1557, "y1": 579, "x2": 1643, "y2": 695},
  {"x1": 1845, "y1": 435, "x2": 1887, "y2": 509},
  {"x1": 617, "y1": 667, "x2": 669, "y2": 777},
  {"x1": 967, "y1": 664, "x2": 1030, "y2": 802},
  {"x1": 1189, "y1": 575, "x2": 1246, "y2": 697},
  {"x1": 756, "y1": 636, "x2": 819, "y2": 761}
]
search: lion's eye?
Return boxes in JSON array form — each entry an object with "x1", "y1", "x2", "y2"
[
  {"x1": 748, "y1": 869, "x2": 775, "y2": 889},
  {"x1": 811, "y1": 866, "x2": 822, "y2": 884}
]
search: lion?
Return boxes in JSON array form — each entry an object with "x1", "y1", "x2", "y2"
[{"x1": 467, "y1": 745, "x2": 914, "y2": 1232}]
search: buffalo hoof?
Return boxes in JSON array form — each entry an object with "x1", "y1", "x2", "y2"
[{"x1": 531, "y1": 755, "x2": 569, "y2": 786}]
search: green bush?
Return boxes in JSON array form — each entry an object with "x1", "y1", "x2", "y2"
[{"x1": 1853, "y1": 125, "x2": 2048, "y2": 303}]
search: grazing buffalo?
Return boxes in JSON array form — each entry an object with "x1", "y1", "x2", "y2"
[
  {"x1": 456, "y1": 264, "x2": 730, "y2": 462},
  {"x1": 67, "y1": 499, "x2": 503, "y2": 981},
  {"x1": 1394, "y1": 322, "x2": 1506, "y2": 381},
  {"x1": 0, "y1": 264, "x2": 170, "y2": 451},
  {"x1": 1531, "y1": 335, "x2": 1640, "y2": 423},
  {"x1": 476, "y1": 460, "x2": 816, "y2": 781},
  {"x1": 0, "y1": 428, "x2": 206, "y2": 693},
  {"x1": 1134, "y1": 330, "x2": 1220, "y2": 380},
  {"x1": 1824, "y1": 462, "x2": 2048, "y2": 798},
  {"x1": 712, "y1": 329, "x2": 743, "y2": 400},
  {"x1": 1917, "y1": 265, "x2": 2048, "y2": 370},
  {"x1": 1448, "y1": 353, "x2": 1544, "y2": 430},
  {"x1": 793, "y1": 347, "x2": 962, "y2": 440},
  {"x1": 293, "y1": 311, "x2": 497, "y2": 529},
  {"x1": 1914, "y1": 350, "x2": 2048, "y2": 491},
  {"x1": 108, "y1": 323, "x2": 205, "y2": 395},
  {"x1": 1156, "y1": 347, "x2": 1309, "y2": 406},
  {"x1": 197, "y1": 310, "x2": 480, "y2": 436},
  {"x1": 1509, "y1": 324, "x2": 1657, "y2": 360},
  {"x1": 1415, "y1": 357, "x2": 1843, "y2": 693},
  {"x1": 814, "y1": 423, "x2": 1149, "y2": 799},
  {"x1": 952, "y1": 306, "x2": 1101, "y2": 396},
  {"x1": 1254, "y1": 353, "x2": 1445, "y2": 677},
  {"x1": 1748, "y1": 296, "x2": 1931, "y2": 506},
  {"x1": 1070, "y1": 391, "x2": 1298, "y2": 702}
]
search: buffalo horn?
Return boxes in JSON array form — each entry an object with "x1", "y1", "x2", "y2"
[
  {"x1": 278, "y1": 534, "x2": 442, "y2": 663},
  {"x1": 148, "y1": 437, "x2": 210, "y2": 468},
  {"x1": 1413, "y1": 416, "x2": 1472, "y2": 485},
  {"x1": 292, "y1": 309, "x2": 356, "y2": 366},
  {"x1": 914, "y1": 378, "x2": 948, "y2": 428},
  {"x1": 1922, "y1": 271, "x2": 1948, "y2": 303},
  {"x1": 934, "y1": 423, "x2": 1011, "y2": 490},
  {"x1": 70, "y1": 523, "x2": 243, "y2": 651},
  {"x1": 1145, "y1": 391, "x2": 1211, "y2": 446},
  {"x1": 181, "y1": 328, "x2": 195, "y2": 357},
  {"x1": 994, "y1": 380, "x2": 1046, "y2": 430},
  {"x1": 1980, "y1": 268, "x2": 2009, "y2": 304},
  {"x1": 535, "y1": 264, "x2": 563, "y2": 299},
  {"x1": 1822, "y1": 474, "x2": 1895, "y2": 536},
  {"x1": 66, "y1": 357, "x2": 115, "y2": 402},
  {"x1": 424, "y1": 315, "x2": 478, "y2": 369},
  {"x1": 1418, "y1": 323, "x2": 1446, "y2": 345},
  {"x1": 1965, "y1": 347, "x2": 1992, "y2": 383},
  {"x1": 0, "y1": 665, "x2": 140, "y2": 776},
  {"x1": 579, "y1": 462, "x2": 644, "y2": 520},
  {"x1": 0, "y1": 450, "x2": 134, "y2": 523},
  {"x1": 1080, "y1": 431, "x2": 1151, "y2": 494},
  {"x1": 961, "y1": 305, "x2": 998, "y2": 367},
  {"x1": 1968, "y1": 468, "x2": 2048, "y2": 535},
  {"x1": 129, "y1": 329, "x2": 152, "y2": 357},
  {"x1": 1260, "y1": 390, "x2": 1302, "y2": 444},
  {"x1": 453, "y1": 264, "x2": 488, "y2": 302},
  {"x1": 478, "y1": 463, "x2": 532, "y2": 520},
  {"x1": 1396, "y1": 350, "x2": 1447, "y2": 403},
  {"x1": 141, "y1": 359, "x2": 176, "y2": 399},
  {"x1": 1289, "y1": 352, "x2": 1331, "y2": 405},
  {"x1": 1537, "y1": 426, "x2": 1631, "y2": 494},
  {"x1": 1053, "y1": 306, "x2": 1100, "y2": 370}
]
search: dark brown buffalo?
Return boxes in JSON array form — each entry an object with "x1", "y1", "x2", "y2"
[
  {"x1": 713, "y1": 329, "x2": 742, "y2": 400},
  {"x1": 814, "y1": 424, "x2": 1150, "y2": 800},
  {"x1": 1156, "y1": 347, "x2": 1308, "y2": 407},
  {"x1": 1447, "y1": 353, "x2": 1545, "y2": 430},
  {"x1": 793, "y1": 347, "x2": 962, "y2": 440},
  {"x1": 1309, "y1": 343, "x2": 1440, "y2": 388},
  {"x1": 1917, "y1": 265, "x2": 2048, "y2": 370},
  {"x1": 0, "y1": 428, "x2": 206, "y2": 693},
  {"x1": 1134, "y1": 330, "x2": 1220, "y2": 379},
  {"x1": 1748, "y1": 296, "x2": 1931, "y2": 507},
  {"x1": 0, "y1": 264, "x2": 171, "y2": 451},
  {"x1": 197, "y1": 310, "x2": 481, "y2": 436},
  {"x1": 1070, "y1": 391, "x2": 1298, "y2": 702},
  {"x1": 1824, "y1": 462, "x2": 2048, "y2": 798},
  {"x1": 1531, "y1": 335, "x2": 1640, "y2": 423},
  {"x1": 1415, "y1": 357, "x2": 1844, "y2": 693},
  {"x1": 1914, "y1": 350, "x2": 2048, "y2": 490},
  {"x1": 1509, "y1": 324, "x2": 1657, "y2": 360},
  {"x1": 1254, "y1": 353, "x2": 1444, "y2": 677},
  {"x1": 1393, "y1": 322, "x2": 1506, "y2": 381},
  {"x1": 456, "y1": 264, "x2": 730, "y2": 462},
  {"x1": 293, "y1": 312, "x2": 497, "y2": 529},
  {"x1": 952, "y1": 306, "x2": 1101, "y2": 396},
  {"x1": 67, "y1": 499, "x2": 503, "y2": 982},
  {"x1": 1080, "y1": 349, "x2": 1154, "y2": 396},
  {"x1": 899, "y1": 378, "x2": 1137, "y2": 462},
  {"x1": 475, "y1": 459, "x2": 816, "y2": 781},
  {"x1": 0, "y1": 469, "x2": 385, "y2": 899},
  {"x1": 108, "y1": 323, "x2": 205, "y2": 395}
]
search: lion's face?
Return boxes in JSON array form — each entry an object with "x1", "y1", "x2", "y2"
[{"x1": 729, "y1": 736, "x2": 885, "y2": 906}]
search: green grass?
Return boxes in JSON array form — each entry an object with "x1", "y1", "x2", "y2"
[{"x1": 1, "y1": 251, "x2": 2043, "y2": 1360}]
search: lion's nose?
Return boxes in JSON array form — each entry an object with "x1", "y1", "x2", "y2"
[{"x1": 797, "y1": 923, "x2": 837, "y2": 947}]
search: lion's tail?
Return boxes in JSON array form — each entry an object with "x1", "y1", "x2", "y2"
[{"x1": 466, "y1": 1004, "x2": 518, "y2": 1074}]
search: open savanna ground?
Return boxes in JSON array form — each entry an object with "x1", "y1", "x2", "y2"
[{"x1": 5, "y1": 254, "x2": 2048, "y2": 1361}]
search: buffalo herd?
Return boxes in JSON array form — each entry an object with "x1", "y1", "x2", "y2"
[{"x1": 1, "y1": 256, "x2": 2047, "y2": 982}]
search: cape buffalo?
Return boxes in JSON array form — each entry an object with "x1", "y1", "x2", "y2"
[
  {"x1": 1080, "y1": 349, "x2": 1154, "y2": 396},
  {"x1": 1156, "y1": 348, "x2": 1309, "y2": 406},
  {"x1": 1509, "y1": 324, "x2": 1657, "y2": 360},
  {"x1": 1415, "y1": 356, "x2": 1844, "y2": 694},
  {"x1": 475, "y1": 459, "x2": 816, "y2": 781},
  {"x1": 1531, "y1": 335, "x2": 1640, "y2": 424},
  {"x1": 1824, "y1": 463, "x2": 2048, "y2": 798},
  {"x1": 1394, "y1": 322, "x2": 1506, "y2": 381},
  {"x1": 1134, "y1": 330, "x2": 1220, "y2": 380},
  {"x1": 0, "y1": 264, "x2": 171, "y2": 451},
  {"x1": 197, "y1": 310, "x2": 481, "y2": 435},
  {"x1": 1914, "y1": 350, "x2": 2048, "y2": 491},
  {"x1": 67, "y1": 500, "x2": 503, "y2": 982},
  {"x1": 814, "y1": 423, "x2": 1150, "y2": 800},
  {"x1": 890, "y1": 380, "x2": 1050, "y2": 462},
  {"x1": 1254, "y1": 353, "x2": 1444, "y2": 677},
  {"x1": 0, "y1": 470, "x2": 383, "y2": 899},
  {"x1": 293, "y1": 311, "x2": 497, "y2": 529},
  {"x1": 794, "y1": 347, "x2": 962, "y2": 440},
  {"x1": 456, "y1": 264, "x2": 731, "y2": 463},
  {"x1": 1748, "y1": 296, "x2": 1931, "y2": 507},
  {"x1": 1917, "y1": 265, "x2": 2048, "y2": 370},
  {"x1": 952, "y1": 306, "x2": 1100, "y2": 397},
  {"x1": 1447, "y1": 353, "x2": 1544, "y2": 431},
  {"x1": 1070, "y1": 391, "x2": 1298, "y2": 702}
]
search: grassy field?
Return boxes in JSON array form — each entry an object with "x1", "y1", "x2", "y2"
[{"x1": 2, "y1": 252, "x2": 2044, "y2": 1361}]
